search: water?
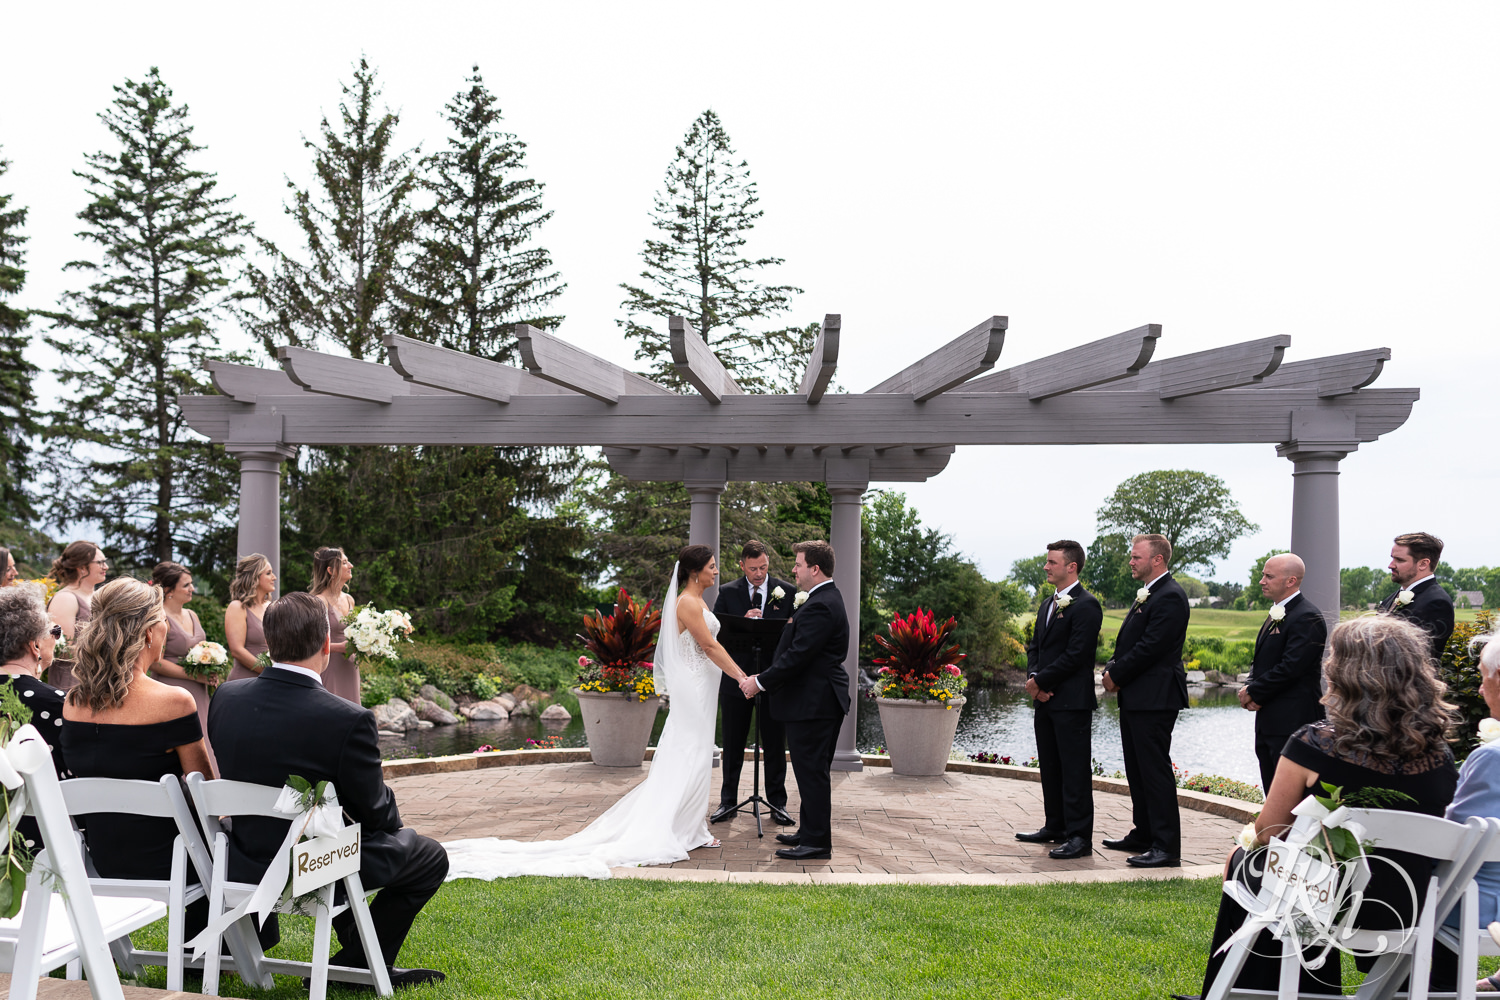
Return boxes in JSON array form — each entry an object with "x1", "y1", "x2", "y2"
[{"x1": 380, "y1": 686, "x2": 1260, "y2": 789}]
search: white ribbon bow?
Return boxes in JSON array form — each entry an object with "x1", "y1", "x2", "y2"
[
  {"x1": 0, "y1": 725, "x2": 53, "y2": 842},
  {"x1": 186, "y1": 783, "x2": 343, "y2": 959}
]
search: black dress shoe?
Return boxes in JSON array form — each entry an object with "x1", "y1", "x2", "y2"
[
  {"x1": 1101, "y1": 834, "x2": 1150, "y2": 852},
  {"x1": 769, "y1": 805, "x2": 795, "y2": 825},
  {"x1": 1048, "y1": 836, "x2": 1090, "y2": 859},
  {"x1": 390, "y1": 968, "x2": 446, "y2": 988},
  {"x1": 1125, "y1": 847, "x2": 1180, "y2": 868},
  {"x1": 1169, "y1": 994, "x2": 1201, "y2": 1000},
  {"x1": 774, "y1": 832, "x2": 800, "y2": 846},
  {"x1": 775, "y1": 844, "x2": 831, "y2": 860},
  {"x1": 1015, "y1": 828, "x2": 1066, "y2": 843},
  {"x1": 709, "y1": 802, "x2": 738, "y2": 823}
]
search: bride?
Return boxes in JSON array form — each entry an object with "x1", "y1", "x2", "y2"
[{"x1": 443, "y1": 544, "x2": 749, "y2": 879}]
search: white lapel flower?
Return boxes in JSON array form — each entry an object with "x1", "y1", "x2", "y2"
[
  {"x1": 793, "y1": 591, "x2": 809, "y2": 608},
  {"x1": 1054, "y1": 592, "x2": 1073, "y2": 609},
  {"x1": 770, "y1": 586, "x2": 786, "y2": 602},
  {"x1": 1268, "y1": 605, "x2": 1286, "y2": 622},
  {"x1": 1480, "y1": 718, "x2": 1500, "y2": 745},
  {"x1": 1395, "y1": 589, "x2": 1415, "y2": 607},
  {"x1": 1133, "y1": 587, "x2": 1151, "y2": 607}
]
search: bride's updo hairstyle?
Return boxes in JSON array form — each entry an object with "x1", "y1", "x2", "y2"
[{"x1": 676, "y1": 545, "x2": 714, "y2": 587}]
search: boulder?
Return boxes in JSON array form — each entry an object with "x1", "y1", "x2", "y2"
[
  {"x1": 510, "y1": 699, "x2": 536, "y2": 718},
  {"x1": 511, "y1": 684, "x2": 549, "y2": 706},
  {"x1": 415, "y1": 720, "x2": 434, "y2": 729},
  {"x1": 1185, "y1": 670, "x2": 1206, "y2": 683},
  {"x1": 372, "y1": 699, "x2": 419, "y2": 733},
  {"x1": 495, "y1": 693, "x2": 518, "y2": 712},
  {"x1": 411, "y1": 697, "x2": 459, "y2": 726},
  {"x1": 540, "y1": 704, "x2": 572, "y2": 724},
  {"x1": 460, "y1": 699, "x2": 510, "y2": 721},
  {"x1": 418, "y1": 684, "x2": 456, "y2": 712}
]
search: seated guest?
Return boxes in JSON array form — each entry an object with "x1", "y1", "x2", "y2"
[
  {"x1": 209, "y1": 592, "x2": 448, "y2": 988},
  {"x1": 0, "y1": 586, "x2": 70, "y2": 848},
  {"x1": 1189, "y1": 616, "x2": 1459, "y2": 998},
  {"x1": 224, "y1": 554, "x2": 276, "y2": 682}
]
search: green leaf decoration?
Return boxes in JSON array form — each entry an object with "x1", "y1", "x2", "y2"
[
  {"x1": 1343, "y1": 786, "x2": 1419, "y2": 809},
  {"x1": 285, "y1": 775, "x2": 312, "y2": 795},
  {"x1": 0, "y1": 856, "x2": 23, "y2": 919}
]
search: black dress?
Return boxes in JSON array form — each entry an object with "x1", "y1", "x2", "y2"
[
  {"x1": 1199, "y1": 720, "x2": 1459, "y2": 995},
  {"x1": 57, "y1": 712, "x2": 201, "y2": 881},
  {"x1": 2, "y1": 673, "x2": 70, "y2": 850}
]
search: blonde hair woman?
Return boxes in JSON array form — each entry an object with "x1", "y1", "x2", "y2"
[
  {"x1": 225, "y1": 554, "x2": 276, "y2": 682},
  {"x1": 60, "y1": 578, "x2": 213, "y2": 885},
  {"x1": 45, "y1": 540, "x2": 108, "y2": 691},
  {"x1": 309, "y1": 546, "x2": 359, "y2": 704}
]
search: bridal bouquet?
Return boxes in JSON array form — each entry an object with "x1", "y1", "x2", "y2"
[
  {"x1": 871, "y1": 608, "x2": 968, "y2": 705},
  {"x1": 340, "y1": 605, "x2": 415, "y2": 662},
  {"x1": 575, "y1": 588, "x2": 660, "y2": 701},
  {"x1": 181, "y1": 641, "x2": 231, "y2": 683}
]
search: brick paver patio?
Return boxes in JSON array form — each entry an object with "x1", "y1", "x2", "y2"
[{"x1": 388, "y1": 758, "x2": 1243, "y2": 884}]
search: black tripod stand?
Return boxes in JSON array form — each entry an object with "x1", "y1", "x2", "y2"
[{"x1": 715, "y1": 615, "x2": 787, "y2": 839}]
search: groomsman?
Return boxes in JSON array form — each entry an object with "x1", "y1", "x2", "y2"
[
  {"x1": 711, "y1": 540, "x2": 795, "y2": 825},
  {"x1": 1100, "y1": 533, "x2": 1190, "y2": 868},
  {"x1": 1379, "y1": 531, "x2": 1455, "y2": 661},
  {"x1": 1239, "y1": 553, "x2": 1327, "y2": 794},
  {"x1": 1016, "y1": 540, "x2": 1103, "y2": 860}
]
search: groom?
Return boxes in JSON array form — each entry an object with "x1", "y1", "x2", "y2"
[{"x1": 739, "y1": 539, "x2": 850, "y2": 861}]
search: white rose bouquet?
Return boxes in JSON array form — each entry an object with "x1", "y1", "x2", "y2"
[
  {"x1": 339, "y1": 605, "x2": 415, "y2": 662},
  {"x1": 182, "y1": 641, "x2": 231, "y2": 683}
]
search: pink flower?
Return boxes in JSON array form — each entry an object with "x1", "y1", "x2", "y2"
[
  {"x1": 578, "y1": 655, "x2": 590, "y2": 667},
  {"x1": 945, "y1": 664, "x2": 962, "y2": 676},
  {"x1": 474, "y1": 745, "x2": 494, "y2": 754}
]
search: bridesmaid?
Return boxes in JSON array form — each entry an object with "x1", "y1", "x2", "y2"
[
  {"x1": 148, "y1": 561, "x2": 217, "y2": 773},
  {"x1": 46, "y1": 540, "x2": 108, "y2": 691},
  {"x1": 310, "y1": 546, "x2": 360, "y2": 704},
  {"x1": 225, "y1": 554, "x2": 276, "y2": 682}
]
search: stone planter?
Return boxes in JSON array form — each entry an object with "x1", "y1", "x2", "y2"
[
  {"x1": 573, "y1": 688, "x2": 663, "y2": 767},
  {"x1": 876, "y1": 696, "x2": 967, "y2": 776}
]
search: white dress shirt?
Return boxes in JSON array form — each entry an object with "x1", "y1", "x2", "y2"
[{"x1": 269, "y1": 662, "x2": 325, "y2": 686}]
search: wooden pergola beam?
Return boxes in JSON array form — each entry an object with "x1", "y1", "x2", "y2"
[
  {"x1": 1255, "y1": 348, "x2": 1391, "y2": 397},
  {"x1": 602, "y1": 444, "x2": 954, "y2": 483},
  {"x1": 963, "y1": 324, "x2": 1160, "y2": 399},
  {"x1": 798, "y1": 314, "x2": 840, "y2": 403},
  {"x1": 206, "y1": 361, "x2": 304, "y2": 402},
  {"x1": 514, "y1": 323, "x2": 676, "y2": 402},
  {"x1": 1105, "y1": 335, "x2": 1290, "y2": 399},
  {"x1": 382, "y1": 335, "x2": 575, "y2": 403},
  {"x1": 866, "y1": 316, "x2": 1007, "y2": 400},
  {"x1": 669, "y1": 316, "x2": 745, "y2": 402},
  {"x1": 276, "y1": 347, "x2": 457, "y2": 404}
]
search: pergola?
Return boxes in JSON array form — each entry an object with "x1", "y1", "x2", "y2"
[{"x1": 181, "y1": 315, "x2": 1414, "y2": 771}]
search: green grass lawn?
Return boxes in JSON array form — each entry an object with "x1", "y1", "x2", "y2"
[{"x1": 1103, "y1": 607, "x2": 1266, "y2": 641}]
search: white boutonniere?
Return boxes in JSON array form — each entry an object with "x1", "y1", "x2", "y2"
[
  {"x1": 1479, "y1": 718, "x2": 1500, "y2": 745},
  {"x1": 1133, "y1": 587, "x2": 1151, "y2": 608},
  {"x1": 770, "y1": 586, "x2": 785, "y2": 602},
  {"x1": 793, "y1": 591, "x2": 809, "y2": 608},
  {"x1": 1054, "y1": 592, "x2": 1073, "y2": 610},
  {"x1": 1268, "y1": 605, "x2": 1285, "y2": 622},
  {"x1": 1395, "y1": 589, "x2": 1415, "y2": 607}
]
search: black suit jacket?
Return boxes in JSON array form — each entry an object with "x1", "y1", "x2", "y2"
[
  {"x1": 1107, "y1": 574, "x2": 1190, "y2": 712},
  {"x1": 757, "y1": 582, "x2": 850, "y2": 722},
  {"x1": 1245, "y1": 592, "x2": 1327, "y2": 735},
  {"x1": 1025, "y1": 585, "x2": 1103, "y2": 712},
  {"x1": 713, "y1": 575, "x2": 795, "y2": 692},
  {"x1": 1379, "y1": 577, "x2": 1455, "y2": 661},
  {"x1": 207, "y1": 667, "x2": 408, "y2": 888}
]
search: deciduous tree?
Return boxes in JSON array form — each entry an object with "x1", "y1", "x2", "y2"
[{"x1": 1095, "y1": 469, "x2": 1258, "y2": 576}]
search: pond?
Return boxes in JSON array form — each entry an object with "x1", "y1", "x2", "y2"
[{"x1": 380, "y1": 685, "x2": 1261, "y2": 790}]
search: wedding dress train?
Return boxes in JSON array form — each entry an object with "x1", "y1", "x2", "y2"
[{"x1": 443, "y1": 573, "x2": 719, "y2": 880}]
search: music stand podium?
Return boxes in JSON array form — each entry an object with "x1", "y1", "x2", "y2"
[{"x1": 715, "y1": 614, "x2": 788, "y2": 838}]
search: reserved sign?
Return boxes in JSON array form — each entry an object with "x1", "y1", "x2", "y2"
[
  {"x1": 1263, "y1": 842, "x2": 1339, "y2": 926},
  {"x1": 290, "y1": 823, "x2": 361, "y2": 896}
]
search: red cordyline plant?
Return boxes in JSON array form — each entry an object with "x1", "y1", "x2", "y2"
[
  {"x1": 871, "y1": 608, "x2": 968, "y2": 704},
  {"x1": 575, "y1": 589, "x2": 662, "y2": 699}
]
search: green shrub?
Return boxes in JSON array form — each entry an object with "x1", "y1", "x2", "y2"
[
  {"x1": 493, "y1": 642, "x2": 578, "y2": 691},
  {"x1": 469, "y1": 673, "x2": 504, "y2": 700},
  {"x1": 1171, "y1": 764, "x2": 1264, "y2": 803},
  {"x1": 1183, "y1": 636, "x2": 1255, "y2": 672},
  {"x1": 1442, "y1": 610, "x2": 1495, "y2": 751},
  {"x1": 189, "y1": 591, "x2": 229, "y2": 646}
]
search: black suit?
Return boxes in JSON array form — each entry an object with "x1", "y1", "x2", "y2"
[
  {"x1": 209, "y1": 667, "x2": 449, "y2": 972},
  {"x1": 1379, "y1": 577, "x2": 1455, "y2": 661},
  {"x1": 713, "y1": 575, "x2": 795, "y2": 809},
  {"x1": 1025, "y1": 583, "x2": 1103, "y2": 841},
  {"x1": 1244, "y1": 593, "x2": 1327, "y2": 793},
  {"x1": 756, "y1": 581, "x2": 850, "y2": 849},
  {"x1": 1105, "y1": 574, "x2": 1190, "y2": 856}
]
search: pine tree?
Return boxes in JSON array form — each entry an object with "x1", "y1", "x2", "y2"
[
  {"x1": 402, "y1": 66, "x2": 564, "y2": 362},
  {"x1": 619, "y1": 109, "x2": 810, "y2": 393},
  {"x1": 43, "y1": 68, "x2": 250, "y2": 568},
  {"x1": 244, "y1": 57, "x2": 416, "y2": 360},
  {"x1": 0, "y1": 151, "x2": 40, "y2": 543}
]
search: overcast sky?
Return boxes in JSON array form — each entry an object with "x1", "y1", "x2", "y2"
[{"x1": 4, "y1": 2, "x2": 1497, "y2": 582}]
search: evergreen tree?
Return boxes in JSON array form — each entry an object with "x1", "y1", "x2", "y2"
[
  {"x1": 402, "y1": 66, "x2": 564, "y2": 361},
  {"x1": 0, "y1": 150, "x2": 41, "y2": 549},
  {"x1": 619, "y1": 109, "x2": 810, "y2": 393},
  {"x1": 244, "y1": 57, "x2": 416, "y2": 360},
  {"x1": 43, "y1": 69, "x2": 250, "y2": 568}
]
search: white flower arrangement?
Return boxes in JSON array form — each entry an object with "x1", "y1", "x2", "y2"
[
  {"x1": 182, "y1": 641, "x2": 230, "y2": 683},
  {"x1": 793, "y1": 591, "x2": 809, "y2": 608},
  {"x1": 1479, "y1": 718, "x2": 1500, "y2": 746},
  {"x1": 1055, "y1": 592, "x2": 1073, "y2": 609},
  {"x1": 1395, "y1": 589, "x2": 1415, "y2": 607},
  {"x1": 1268, "y1": 605, "x2": 1286, "y2": 622},
  {"x1": 1233, "y1": 821, "x2": 1261, "y2": 853},
  {"x1": 770, "y1": 586, "x2": 786, "y2": 602},
  {"x1": 340, "y1": 605, "x2": 415, "y2": 662}
]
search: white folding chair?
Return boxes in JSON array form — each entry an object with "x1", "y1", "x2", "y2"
[
  {"x1": 186, "y1": 772, "x2": 393, "y2": 1000},
  {"x1": 1434, "y1": 816, "x2": 1500, "y2": 1000},
  {"x1": 1206, "y1": 808, "x2": 1494, "y2": 1000}
]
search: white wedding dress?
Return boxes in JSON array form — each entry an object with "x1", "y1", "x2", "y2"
[{"x1": 443, "y1": 566, "x2": 720, "y2": 880}]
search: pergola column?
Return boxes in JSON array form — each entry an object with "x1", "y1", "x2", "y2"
[
  {"x1": 1277, "y1": 412, "x2": 1359, "y2": 631},
  {"x1": 828, "y1": 479, "x2": 868, "y2": 772},
  {"x1": 227, "y1": 444, "x2": 296, "y2": 599},
  {"x1": 685, "y1": 477, "x2": 725, "y2": 607}
]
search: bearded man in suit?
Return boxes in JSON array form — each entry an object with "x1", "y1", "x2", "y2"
[
  {"x1": 1100, "y1": 533, "x2": 1190, "y2": 868},
  {"x1": 1239, "y1": 553, "x2": 1327, "y2": 794},
  {"x1": 1379, "y1": 531, "x2": 1455, "y2": 661},
  {"x1": 710, "y1": 540, "x2": 796, "y2": 825},
  {"x1": 1016, "y1": 539, "x2": 1103, "y2": 860}
]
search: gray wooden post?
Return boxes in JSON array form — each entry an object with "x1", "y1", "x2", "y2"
[
  {"x1": 227, "y1": 445, "x2": 296, "y2": 599},
  {"x1": 1277, "y1": 412, "x2": 1359, "y2": 632},
  {"x1": 827, "y1": 474, "x2": 868, "y2": 772},
  {"x1": 685, "y1": 475, "x2": 725, "y2": 608}
]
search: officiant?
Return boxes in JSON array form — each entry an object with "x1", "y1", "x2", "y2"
[{"x1": 711, "y1": 541, "x2": 795, "y2": 825}]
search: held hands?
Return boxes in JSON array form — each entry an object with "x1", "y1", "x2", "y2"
[
  {"x1": 737, "y1": 675, "x2": 760, "y2": 700},
  {"x1": 1100, "y1": 669, "x2": 1119, "y2": 693},
  {"x1": 1237, "y1": 687, "x2": 1260, "y2": 711}
]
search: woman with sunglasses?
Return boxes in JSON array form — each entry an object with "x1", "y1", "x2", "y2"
[
  {"x1": 46, "y1": 541, "x2": 109, "y2": 691},
  {"x1": 0, "y1": 585, "x2": 71, "y2": 849}
]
